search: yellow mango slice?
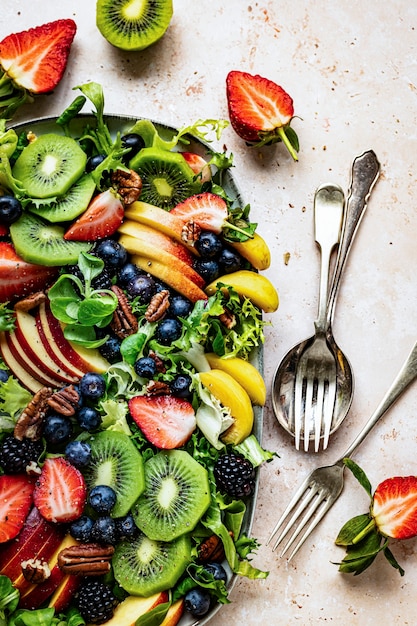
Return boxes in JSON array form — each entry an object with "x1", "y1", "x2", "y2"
[
  {"x1": 199, "y1": 369, "x2": 254, "y2": 444},
  {"x1": 205, "y1": 353, "x2": 266, "y2": 406},
  {"x1": 205, "y1": 270, "x2": 279, "y2": 313}
]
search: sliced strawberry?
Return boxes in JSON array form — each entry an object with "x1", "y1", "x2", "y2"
[
  {"x1": 0, "y1": 474, "x2": 35, "y2": 543},
  {"x1": 226, "y1": 70, "x2": 298, "y2": 160},
  {"x1": 0, "y1": 241, "x2": 58, "y2": 303},
  {"x1": 170, "y1": 192, "x2": 228, "y2": 234},
  {"x1": 129, "y1": 395, "x2": 196, "y2": 449},
  {"x1": 372, "y1": 476, "x2": 417, "y2": 540},
  {"x1": 0, "y1": 19, "x2": 76, "y2": 94},
  {"x1": 64, "y1": 189, "x2": 124, "y2": 241},
  {"x1": 181, "y1": 152, "x2": 212, "y2": 183},
  {"x1": 33, "y1": 457, "x2": 86, "y2": 523}
]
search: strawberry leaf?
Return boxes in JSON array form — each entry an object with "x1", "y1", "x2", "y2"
[
  {"x1": 336, "y1": 528, "x2": 384, "y2": 575},
  {"x1": 335, "y1": 514, "x2": 371, "y2": 546},
  {"x1": 383, "y1": 545, "x2": 405, "y2": 576},
  {"x1": 343, "y1": 457, "x2": 373, "y2": 497}
]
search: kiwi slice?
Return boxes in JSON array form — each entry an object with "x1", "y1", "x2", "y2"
[
  {"x1": 83, "y1": 430, "x2": 145, "y2": 518},
  {"x1": 130, "y1": 146, "x2": 201, "y2": 210},
  {"x1": 10, "y1": 212, "x2": 91, "y2": 266},
  {"x1": 28, "y1": 174, "x2": 96, "y2": 223},
  {"x1": 96, "y1": 0, "x2": 173, "y2": 52},
  {"x1": 113, "y1": 531, "x2": 191, "y2": 596},
  {"x1": 132, "y1": 449, "x2": 211, "y2": 542},
  {"x1": 12, "y1": 134, "x2": 87, "y2": 199}
]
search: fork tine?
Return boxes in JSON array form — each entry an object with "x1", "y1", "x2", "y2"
[
  {"x1": 303, "y1": 376, "x2": 315, "y2": 451},
  {"x1": 314, "y1": 379, "x2": 326, "y2": 452},
  {"x1": 280, "y1": 491, "x2": 326, "y2": 556},
  {"x1": 293, "y1": 374, "x2": 304, "y2": 450},
  {"x1": 266, "y1": 473, "x2": 313, "y2": 546},
  {"x1": 321, "y1": 378, "x2": 337, "y2": 450},
  {"x1": 270, "y1": 486, "x2": 317, "y2": 551},
  {"x1": 284, "y1": 496, "x2": 335, "y2": 561}
]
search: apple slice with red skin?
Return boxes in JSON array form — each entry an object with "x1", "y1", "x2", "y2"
[
  {"x1": 5, "y1": 330, "x2": 63, "y2": 388},
  {"x1": 0, "y1": 507, "x2": 66, "y2": 594},
  {"x1": 102, "y1": 591, "x2": 170, "y2": 626},
  {"x1": 48, "y1": 570, "x2": 80, "y2": 613},
  {"x1": 0, "y1": 332, "x2": 43, "y2": 392},
  {"x1": 19, "y1": 534, "x2": 79, "y2": 610},
  {"x1": 14, "y1": 308, "x2": 79, "y2": 385},
  {"x1": 119, "y1": 233, "x2": 205, "y2": 288},
  {"x1": 161, "y1": 598, "x2": 185, "y2": 625},
  {"x1": 132, "y1": 254, "x2": 207, "y2": 303}
]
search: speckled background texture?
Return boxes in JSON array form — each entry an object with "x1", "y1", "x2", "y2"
[{"x1": 2, "y1": 1, "x2": 417, "y2": 624}]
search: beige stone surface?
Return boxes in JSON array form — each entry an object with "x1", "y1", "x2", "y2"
[{"x1": 2, "y1": 1, "x2": 417, "y2": 624}]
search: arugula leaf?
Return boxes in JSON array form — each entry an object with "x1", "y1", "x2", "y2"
[
  {"x1": 0, "y1": 121, "x2": 18, "y2": 158},
  {"x1": 0, "y1": 575, "x2": 20, "y2": 626},
  {"x1": 135, "y1": 601, "x2": 171, "y2": 626},
  {"x1": 234, "y1": 435, "x2": 276, "y2": 467},
  {"x1": 0, "y1": 303, "x2": 15, "y2": 332},
  {"x1": 0, "y1": 375, "x2": 32, "y2": 430}
]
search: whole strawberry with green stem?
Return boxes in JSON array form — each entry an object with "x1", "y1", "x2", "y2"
[
  {"x1": 335, "y1": 458, "x2": 417, "y2": 576},
  {"x1": 0, "y1": 19, "x2": 76, "y2": 119},
  {"x1": 226, "y1": 70, "x2": 299, "y2": 160}
]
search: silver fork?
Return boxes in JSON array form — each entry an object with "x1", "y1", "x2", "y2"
[
  {"x1": 267, "y1": 339, "x2": 417, "y2": 560},
  {"x1": 293, "y1": 185, "x2": 344, "y2": 451}
]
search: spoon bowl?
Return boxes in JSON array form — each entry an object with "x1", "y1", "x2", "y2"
[{"x1": 272, "y1": 150, "x2": 381, "y2": 448}]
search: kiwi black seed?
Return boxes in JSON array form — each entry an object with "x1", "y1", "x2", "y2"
[
  {"x1": 130, "y1": 147, "x2": 201, "y2": 210},
  {"x1": 28, "y1": 174, "x2": 96, "y2": 223},
  {"x1": 112, "y1": 531, "x2": 191, "y2": 596},
  {"x1": 10, "y1": 212, "x2": 91, "y2": 266},
  {"x1": 96, "y1": 0, "x2": 173, "y2": 52},
  {"x1": 82, "y1": 430, "x2": 145, "y2": 518},
  {"x1": 12, "y1": 134, "x2": 87, "y2": 199},
  {"x1": 132, "y1": 449, "x2": 211, "y2": 542}
]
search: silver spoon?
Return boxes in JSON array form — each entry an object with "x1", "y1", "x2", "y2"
[{"x1": 272, "y1": 150, "x2": 381, "y2": 446}]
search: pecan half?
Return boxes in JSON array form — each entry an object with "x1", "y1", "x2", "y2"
[
  {"x1": 111, "y1": 168, "x2": 142, "y2": 206},
  {"x1": 21, "y1": 558, "x2": 51, "y2": 583},
  {"x1": 14, "y1": 291, "x2": 47, "y2": 312},
  {"x1": 58, "y1": 543, "x2": 115, "y2": 576},
  {"x1": 145, "y1": 290, "x2": 170, "y2": 322},
  {"x1": 110, "y1": 284, "x2": 138, "y2": 338},
  {"x1": 182, "y1": 220, "x2": 201, "y2": 246},
  {"x1": 219, "y1": 307, "x2": 236, "y2": 330},
  {"x1": 146, "y1": 380, "x2": 171, "y2": 396},
  {"x1": 197, "y1": 535, "x2": 226, "y2": 563},
  {"x1": 148, "y1": 350, "x2": 166, "y2": 374},
  {"x1": 14, "y1": 387, "x2": 53, "y2": 441},
  {"x1": 47, "y1": 385, "x2": 80, "y2": 416}
]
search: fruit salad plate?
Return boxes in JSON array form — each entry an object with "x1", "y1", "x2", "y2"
[{"x1": 0, "y1": 106, "x2": 273, "y2": 626}]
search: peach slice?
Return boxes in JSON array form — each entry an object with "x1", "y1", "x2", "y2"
[
  {"x1": 205, "y1": 269, "x2": 279, "y2": 313},
  {"x1": 205, "y1": 352, "x2": 266, "y2": 406},
  {"x1": 119, "y1": 233, "x2": 205, "y2": 288},
  {"x1": 125, "y1": 201, "x2": 187, "y2": 246},
  {"x1": 118, "y1": 219, "x2": 197, "y2": 262},
  {"x1": 199, "y1": 369, "x2": 254, "y2": 444},
  {"x1": 132, "y1": 254, "x2": 207, "y2": 303}
]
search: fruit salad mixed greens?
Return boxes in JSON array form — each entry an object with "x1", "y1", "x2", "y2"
[{"x1": 0, "y1": 82, "x2": 278, "y2": 625}]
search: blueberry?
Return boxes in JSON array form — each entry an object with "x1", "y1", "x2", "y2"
[
  {"x1": 168, "y1": 295, "x2": 192, "y2": 319},
  {"x1": 121, "y1": 133, "x2": 145, "y2": 161},
  {"x1": 170, "y1": 373, "x2": 192, "y2": 398},
  {"x1": 94, "y1": 239, "x2": 128, "y2": 270},
  {"x1": 77, "y1": 406, "x2": 102, "y2": 431},
  {"x1": 218, "y1": 247, "x2": 242, "y2": 274},
  {"x1": 0, "y1": 369, "x2": 9, "y2": 383},
  {"x1": 91, "y1": 516, "x2": 118, "y2": 544},
  {"x1": 0, "y1": 195, "x2": 23, "y2": 225},
  {"x1": 155, "y1": 318, "x2": 182, "y2": 345},
  {"x1": 118, "y1": 263, "x2": 141, "y2": 287},
  {"x1": 89, "y1": 485, "x2": 117, "y2": 515},
  {"x1": 184, "y1": 588, "x2": 211, "y2": 617},
  {"x1": 127, "y1": 274, "x2": 156, "y2": 303},
  {"x1": 195, "y1": 231, "x2": 223, "y2": 258},
  {"x1": 116, "y1": 514, "x2": 138, "y2": 541},
  {"x1": 70, "y1": 515, "x2": 94, "y2": 542},
  {"x1": 193, "y1": 259, "x2": 220, "y2": 283},
  {"x1": 204, "y1": 562, "x2": 227, "y2": 582},
  {"x1": 43, "y1": 414, "x2": 73, "y2": 445},
  {"x1": 85, "y1": 154, "x2": 106, "y2": 172},
  {"x1": 79, "y1": 373, "x2": 106, "y2": 401},
  {"x1": 99, "y1": 335, "x2": 122, "y2": 363},
  {"x1": 134, "y1": 356, "x2": 157, "y2": 379},
  {"x1": 65, "y1": 440, "x2": 92, "y2": 468}
]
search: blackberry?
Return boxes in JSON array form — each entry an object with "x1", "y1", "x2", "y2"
[
  {"x1": 76, "y1": 579, "x2": 118, "y2": 624},
  {"x1": 213, "y1": 453, "x2": 256, "y2": 498},
  {"x1": 0, "y1": 435, "x2": 43, "y2": 474}
]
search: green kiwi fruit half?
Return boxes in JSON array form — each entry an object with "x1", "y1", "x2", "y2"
[
  {"x1": 10, "y1": 212, "x2": 91, "y2": 266},
  {"x1": 28, "y1": 174, "x2": 96, "y2": 223},
  {"x1": 12, "y1": 134, "x2": 87, "y2": 199},
  {"x1": 113, "y1": 531, "x2": 191, "y2": 596},
  {"x1": 83, "y1": 430, "x2": 145, "y2": 518},
  {"x1": 132, "y1": 449, "x2": 211, "y2": 542},
  {"x1": 96, "y1": 0, "x2": 173, "y2": 52},
  {"x1": 130, "y1": 146, "x2": 201, "y2": 210}
]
